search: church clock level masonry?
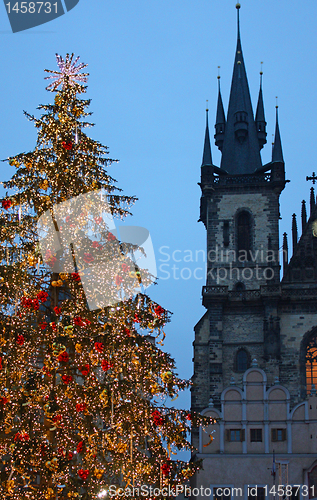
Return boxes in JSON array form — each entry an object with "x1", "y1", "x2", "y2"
[{"x1": 191, "y1": 4, "x2": 317, "y2": 496}]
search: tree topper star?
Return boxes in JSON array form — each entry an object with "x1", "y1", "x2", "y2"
[{"x1": 44, "y1": 53, "x2": 89, "y2": 91}]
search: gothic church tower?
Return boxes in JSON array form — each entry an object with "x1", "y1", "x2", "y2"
[
  {"x1": 191, "y1": 6, "x2": 317, "y2": 492},
  {"x1": 192, "y1": 4, "x2": 286, "y2": 412}
]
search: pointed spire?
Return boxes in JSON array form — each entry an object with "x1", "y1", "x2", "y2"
[
  {"x1": 272, "y1": 103, "x2": 284, "y2": 162},
  {"x1": 301, "y1": 200, "x2": 307, "y2": 232},
  {"x1": 292, "y1": 213, "x2": 298, "y2": 255},
  {"x1": 219, "y1": 3, "x2": 262, "y2": 174},
  {"x1": 202, "y1": 103, "x2": 212, "y2": 167},
  {"x1": 310, "y1": 187, "x2": 315, "y2": 217},
  {"x1": 215, "y1": 71, "x2": 226, "y2": 151},
  {"x1": 282, "y1": 232, "x2": 288, "y2": 277},
  {"x1": 255, "y1": 65, "x2": 267, "y2": 149}
]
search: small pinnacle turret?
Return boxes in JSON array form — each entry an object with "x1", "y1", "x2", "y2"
[
  {"x1": 292, "y1": 213, "x2": 298, "y2": 254},
  {"x1": 214, "y1": 76, "x2": 226, "y2": 151},
  {"x1": 202, "y1": 107, "x2": 212, "y2": 167},
  {"x1": 255, "y1": 71, "x2": 267, "y2": 149},
  {"x1": 282, "y1": 232, "x2": 288, "y2": 276},
  {"x1": 301, "y1": 200, "x2": 307, "y2": 232},
  {"x1": 310, "y1": 187, "x2": 315, "y2": 217},
  {"x1": 272, "y1": 106, "x2": 284, "y2": 163}
]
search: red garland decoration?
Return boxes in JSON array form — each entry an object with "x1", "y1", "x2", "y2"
[
  {"x1": 32, "y1": 299, "x2": 40, "y2": 311},
  {"x1": 45, "y1": 250, "x2": 57, "y2": 268},
  {"x1": 14, "y1": 432, "x2": 29, "y2": 442},
  {"x1": 71, "y1": 272, "x2": 81, "y2": 281},
  {"x1": 58, "y1": 351, "x2": 69, "y2": 363},
  {"x1": 152, "y1": 410, "x2": 164, "y2": 426},
  {"x1": 54, "y1": 306, "x2": 62, "y2": 315},
  {"x1": 115, "y1": 275, "x2": 123, "y2": 286},
  {"x1": 92, "y1": 241, "x2": 102, "y2": 250},
  {"x1": 16, "y1": 335, "x2": 25, "y2": 346},
  {"x1": 107, "y1": 232, "x2": 116, "y2": 241},
  {"x1": 39, "y1": 322, "x2": 47, "y2": 330},
  {"x1": 73, "y1": 316, "x2": 83, "y2": 326},
  {"x1": 37, "y1": 291, "x2": 49, "y2": 303},
  {"x1": 50, "y1": 321, "x2": 57, "y2": 331},
  {"x1": 52, "y1": 414, "x2": 62, "y2": 425},
  {"x1": 76, "y1": 441, "x2": 84, "y2": 453},
  {"x1": 76, "y1": 403, "x2": 86, "y2": 413},
  {"x1": 79, "y1": 364, "x2": 90, "y2": 376},
  {"x1": 94, "y1": 342, "x2": 104, "y2": 353},
  {"x1": 123, "y1": 327, "x2": 131, "y2": 337},
  {"x1": 62, "y1": 141, "x2": 73, "y2": 150},
  {"x1": 2, "y1": 199, "x2": 12, "y2": 210},
  {"x1": 154, "y1": 305, "x2": 165, "y2": 317},
  {"x1": 133, "y1": 313, "x2": 140, "y2": 323},
  {"x1": 83, "y1": 253, "x2": 94, "y2": 264},
  {"x1": 101, "y1": 359, "x2": 113, "y2": 372},
  {"x1": 78, "y1": 469, "x2": 89, "y2": 480},
  {"x1": 62, "y1": 375, "x2": 73, "y2": 385},
  {"x1": 161, "y1": 462, "x2": 171, "y2": 476},
  {"x1": 21, "y1": 297, "x2": 32, "y2": 308}
]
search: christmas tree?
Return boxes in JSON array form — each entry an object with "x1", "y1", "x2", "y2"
[{"x1": 0, "y1": 54, "x2": 214, "y2": 500}]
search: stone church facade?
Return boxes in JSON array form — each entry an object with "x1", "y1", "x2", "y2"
[{"x1": 191, "y1": 5, "x2": 317, "y2": 498}]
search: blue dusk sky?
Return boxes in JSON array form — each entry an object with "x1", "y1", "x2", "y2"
[{"x1": 0, "y1": 0, "x2": 316, "y2": 432}]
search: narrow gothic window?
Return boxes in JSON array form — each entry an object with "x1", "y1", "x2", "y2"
[
  {"x1": 235, "y1": 349, "x2": 248, "y2": 372},
  {"x1": 223, "y1": 221, "x2": 230, "y2": 247},
  {"x1": 237, "y1": 211, "x2": 251, "y2": 260},
  {"x1": 306, "y1": 334, "x2": 317, "y2": 394}
]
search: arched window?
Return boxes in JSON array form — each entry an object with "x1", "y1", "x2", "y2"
[
  {"x1": 235, "y1": 349, "x2": 249, "y2": 373},
  {"x1": 237, "y1": 211, "x2": 252, "y2": 260},
  {"x1": 306, "y1": 334, "x2": 317, "y2": 394}
]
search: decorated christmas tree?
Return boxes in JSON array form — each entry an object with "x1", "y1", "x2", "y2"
[{"x1": 0, "y1": 54, "x2": 214, "y2": 500}]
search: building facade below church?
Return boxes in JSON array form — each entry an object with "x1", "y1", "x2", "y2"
[{"x1": 192, "y1": 364, "x2": 317, "y2": 499}]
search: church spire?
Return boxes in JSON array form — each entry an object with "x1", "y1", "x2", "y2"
[
  {"x1": 214, "y1": 74, "x2": 226, "y2": 151},
  {"x1": 272, "y1": 104, "x2": 284, "y2": 162},
  {"x1": 219, "y1": 3, "x2": 262, "y2": 174},
  {"x1": 202, "y1": 104, "x2": 212, "y2": 167},
  {"x1": 255, "y1": 67, "x2": 267, "y2": 149}
]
